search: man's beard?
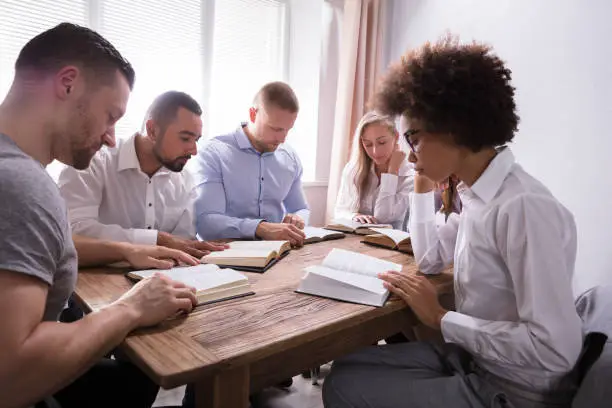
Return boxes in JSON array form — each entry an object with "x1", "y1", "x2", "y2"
[
  {"x1": 71, "y1": 145, "x2": 96, "y2": 170},
  {"x1": 153, "y1": 144, "x2": 189, "y2": 172},
  {"x1": 253, "y1": 138, "x2": 279, "y2": 153},
  {"x1": 69, "y1": 99, "x2": 99, "y2": 170}
]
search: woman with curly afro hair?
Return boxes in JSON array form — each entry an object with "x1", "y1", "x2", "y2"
[{"x1": 323, "y1": 36, "x2": 583, "y2": 408}]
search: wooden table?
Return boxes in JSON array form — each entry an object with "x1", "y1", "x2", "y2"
[{"x1": 74, "y1": 235, "x2": 453, "y2": 408}]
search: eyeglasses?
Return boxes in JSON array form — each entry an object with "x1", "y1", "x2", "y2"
[{"x1": 403, "y1": 128, "x2": 421, "y2": 154}]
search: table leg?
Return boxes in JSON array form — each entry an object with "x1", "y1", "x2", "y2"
[{"x1": 195, "y1": 365, "x2": 250, "y2": 408}]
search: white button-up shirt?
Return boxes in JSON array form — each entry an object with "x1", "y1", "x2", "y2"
[
  {"x1": 409, "y1": 147, "x2": 582, "y2": 391},
  {"x1": 58, "y1": 134, "x2": 196, "y2": 245},
  {"x1": 334, "y1": 160, "x2": 414, "y2": 229}
]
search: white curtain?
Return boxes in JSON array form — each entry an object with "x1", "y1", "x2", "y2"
[{"x1": 324, "y1": 0, "x2": 387, "y2": 223}]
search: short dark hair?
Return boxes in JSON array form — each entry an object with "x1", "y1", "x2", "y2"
[
  {"x1": 254, "y1": 81, "x2": 299, "y2": 113},
  {"x1": 15, "y1": 22, "x2": 135, "y2": 89},
  {"x1": 372, "y1": 36, "x2": 519, "y2": 152},
  {"x1": 146, "y1": 91, "x2": 202, "y2": 132}
]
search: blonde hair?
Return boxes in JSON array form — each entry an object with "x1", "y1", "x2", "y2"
[{"x1": 345, "y1": 111, "x2": 398, "y2": 212}]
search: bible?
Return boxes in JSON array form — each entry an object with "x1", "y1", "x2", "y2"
[
  {"x1": 126, "y1": 264, "x2": 254, "y2": 305},
  {"x1": 324, "y1": 218, "x2": 393, "y2": 235},
  {"x1": 362, "y1": 228, "x2": 412, "y2": 254},
  {"x1": 295, "y1": 248, "x2": 402, "y2": 307},
  {"x1": 200, "y1": 240, "x2": 291, "y2": 272},
  {"x1": 303, "y1": 226, "x2": 346, "y2": 244}
]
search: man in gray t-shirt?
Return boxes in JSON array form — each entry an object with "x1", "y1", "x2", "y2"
[
  {"x1": 0, "y1": 133, "x2": 77, "y2": 322},
  {"x1": 0, "y1": 23, "x2": 198, "y2": 408}
]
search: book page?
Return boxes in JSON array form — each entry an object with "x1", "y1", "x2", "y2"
[
  {"x1": 134, "y1": 264, "x2": 248, "y2": 291},
  {"x1": 356, "y1": 223, "x2": 393, "y2": 229},
  {"x1": 202, "y1": 249, "x2": 275, "y2": 260},
  {"x1": 303, "y1": 226, "x2": 336, "y2": 240},
  {"x1": 303, "y1": 265, "x2": 387, "y2": 295},
  {"x1": 228, "y1": 240, "x2": 288, "y2": 254},
  {"x1": 370, "y1": 228, "x2": 410, "y2": 246},
  {"x1": 328, "y1": 218, "x2": 361, "y2": 230},
  {"x1": 331, "y1": 218, "x2": 392, "y2": 229},
  {"x1": 322, "y1": 248, "x2": 402, "y2": 277}
]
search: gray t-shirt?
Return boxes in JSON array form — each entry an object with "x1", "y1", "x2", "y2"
[{"x1": 0, "y1": 133, "x2": 77, "y2": 321}]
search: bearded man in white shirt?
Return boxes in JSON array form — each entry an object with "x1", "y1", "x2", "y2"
[
  {"x1": 323, "y1": 37, "x2": 583, "y2": 408},
  {"x1": 59, "y1": 91, "x2": 227, "y2": 258}
]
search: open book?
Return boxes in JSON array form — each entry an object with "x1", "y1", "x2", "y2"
[
  {"x1": 295, "y1": 248, "x2": 402, "y2": 307},
  {"x1": 362, "y1": 228, "x2": 412, "y2": 254},
  {"x1": 303, "y1": 226, "x2": 345, "y2": 244},
  {"x1": 126, "y1": 264, "x2": 254, "y2": 305},
  {"x1": 324, "y1": 218, "x2": 393, "y2": 235},
  {"x1": 200, "y1": 240, "x2": 291, "y2": 272}
]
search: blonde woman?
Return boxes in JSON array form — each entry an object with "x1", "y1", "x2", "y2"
[{"x1": 334, "y1": 111, "x2": 414, "y2": 229}]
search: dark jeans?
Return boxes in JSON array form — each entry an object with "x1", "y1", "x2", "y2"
[
  {"x1": 182, "y1": 384, "x2": 194, "y2": 407},
  {"x1": 59, "y1": 295, "x2": 85, "y2": 323},
  {"x1": 384, "y1": 332, "x2": 410, "y2": 344},
  {"x1": 37, "y1": 358, "x2": 159, "y2": 408},
  {"x1": 42, "y1": 296, "x2": 158, "y2": 407}
]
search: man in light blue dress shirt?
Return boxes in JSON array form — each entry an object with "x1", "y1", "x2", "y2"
[{"x1": 194, "y1": 81, "x2": 310, "y2": 246}]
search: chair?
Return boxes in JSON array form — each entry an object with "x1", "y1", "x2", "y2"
[{"x1": 571, "y1": 284, "x2": 612, "y2": 408}]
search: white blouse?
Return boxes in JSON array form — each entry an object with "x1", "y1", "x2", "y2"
[
  {"x1": 409, "y1": 147, "x2": 582, "y2": 391},
  {"x1": 334, "y1": 160, "x2": 414, "y2": 229}
]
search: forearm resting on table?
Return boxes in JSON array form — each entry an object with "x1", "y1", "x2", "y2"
[
  {"x1": 0, "y1": 302, "x2": 139, "y2": 408},
  {"x1": 73, "y1": 234, "x2": 136, "y2": 267}
]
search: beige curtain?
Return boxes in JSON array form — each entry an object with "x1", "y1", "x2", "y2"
[{"x1": 324, "y1": 0, "x2": 387, "y2": 224}]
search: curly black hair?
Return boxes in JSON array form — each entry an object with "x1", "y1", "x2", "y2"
[{"x1": 372, "y1": 35, "x2": 519, "y2": 152}]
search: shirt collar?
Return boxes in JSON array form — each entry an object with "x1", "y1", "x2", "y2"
[
  {"x1": 234, "y1": 123, "x2": 281, "y2": 156},
  {"x1": 117, "y1": 133, "x2": 171, "y2": 175},
  {"x1": 459, "y1": 146, "x2": 515, "y2": 204},
  {"x1": 235, "y1": 123, "x2": 256, "y2": 151},
  {"x1": 117, "y1": 133, "x2": 141, "y2": 172}
]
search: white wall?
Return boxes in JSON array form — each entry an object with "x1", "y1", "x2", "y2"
[{"x1": 384, "y1": 0, "x2": 612, "y2": 295}]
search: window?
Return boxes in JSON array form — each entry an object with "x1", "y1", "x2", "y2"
[
  {"x1": 0, "y1": 0, "x2": 323, "y2": 182},
  {"x1": 284, "y1": 0, "x2": 323, "y2": 182},
  {"x1": 0, "y1": 0, "x2": 88, "y2": 98},
  {"x1": 207, "y1": 0, "x2": 287, "y2": 138},
  {"x1": 0, "y1": 0, "x2": 89, "y2": 180},
  {"x1": 98, "y1": 0, "x2": 204, "y2": 139}
]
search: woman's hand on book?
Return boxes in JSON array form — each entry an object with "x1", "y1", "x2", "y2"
[
  {"x1": 115, "y1": 273, "x2": 198, "y2": 327},
  {"x1": 353, "y1": 214, "x2": 377, "y2": 224},
  {"x1": 120, "y1": 243, "x2": 199, "y2": 269},
  {"x1": 378, "y1": 271, "x2": 447, "y2": 330},
  {"x1": 157, "y1": 232, "x2": 230, "y2": 258}
]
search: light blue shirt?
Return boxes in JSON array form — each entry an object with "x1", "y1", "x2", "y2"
[{"x1": 194, "y1": 124, "x2": 310, "y2": 240}]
